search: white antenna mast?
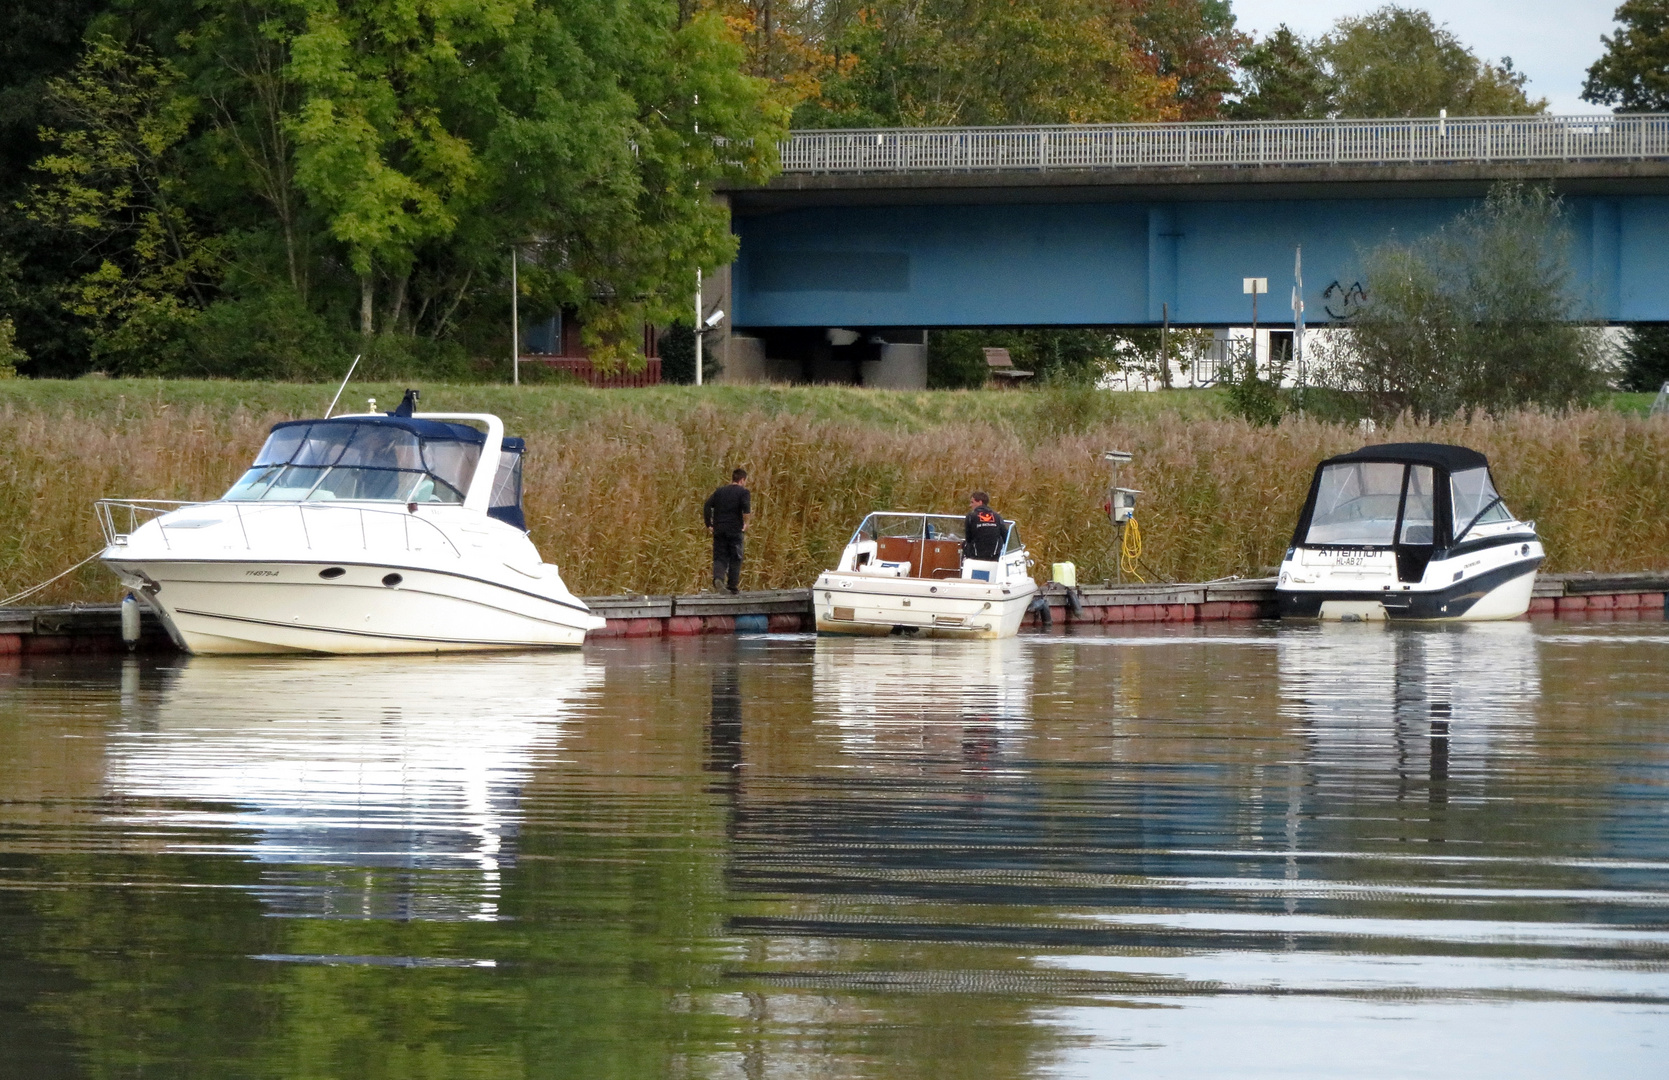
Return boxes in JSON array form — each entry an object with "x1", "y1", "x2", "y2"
[{"x1": 324, "y1": 354, "x2": 363, "y2": 418}]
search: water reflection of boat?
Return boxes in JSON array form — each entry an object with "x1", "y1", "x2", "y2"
[
  {"x1": 108, "y1": 653, "x2": 602, "y2": 919},
  {"x1": 99, "y1": 394, "x2": 604, "y2": 654},
  {"x1": 812, "y1": 636, "x2": 1034, "y2": 758},
  {"x1": 1277, "y1": 622, "x2": 1541, "y2": 784},
  {"x1": 1277, "y1": 443, "x2": 1543, "y2": 621}
]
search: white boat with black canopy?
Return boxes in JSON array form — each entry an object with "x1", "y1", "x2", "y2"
[
  {"x1": 1277, "y1": 442, "x2": 1543, "y2": 621},
  {"x1": 815, "y1": 511, "x2": 1038, "y2": 638},
  {"x1": 98, "y1": 390, "x2": 605, "y2": 654}
]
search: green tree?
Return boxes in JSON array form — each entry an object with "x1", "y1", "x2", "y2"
[
  {"x1": 25, "y1": 37, "x2": 223, "y2": 372},
  {"x1": 274, "y1": 0, "x2": 784, "y2": 365},
  {"x1": 1320, "y1": 7, "x2": 1545, "y2": 117},
  {"x1": 1226, "y1": 25, "x2": 1332, "y2": 120},
  {"x1": 1618, "y1": 324, "x2": 1669, "y2": 390},
  {"x1": 1229, "y1": 7, "x2": 1548, "y2": 121},
  {"x1": 0, "y1": 317, "x2": 23, "y2": 376},
  {"x1": 0, "y1": 0, "x2": 110, "y2": 376},
  {"x1": 13, "y1": 0, "x2": 787, "y2": 375},
  {"x1": 1318, "y1": 184, "x2": 1606, "y2": 420},
  {"x1": 1583, "y1": 0, "x2": 1669, "y2": 111}
]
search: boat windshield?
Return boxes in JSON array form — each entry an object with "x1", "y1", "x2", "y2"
[
  {"x1": 223, "y1": 420, "x2": 482, "y2": 504},
  {"x1": 852, "y1": 513, "x2": 967, "y2": 544},
  {"x1": 850, "y1": 513, "x2": 1024, "y2": 552},
  {"x1": 1451, "y1": 466, "x2": 1513, "y2": 534},
  {"x1": 1304, "y1": 461, "x2": 1406, "y2": 546}
]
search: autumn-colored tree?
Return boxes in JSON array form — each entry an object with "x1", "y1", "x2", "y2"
[
  {"x1": 797, "y1": 0, "x2": 1179, "y2": 127},
  {"x1": 1122, "y1": 0, "x2": 1246, "y2": 120}
]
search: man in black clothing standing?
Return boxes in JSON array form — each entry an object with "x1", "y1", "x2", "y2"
[
  {"x1": 963, "y1": 491, "x2": 1006, "y2": 561},
  {"x1": 704, "y1": 468, "x2": 751, "y2": 593}
]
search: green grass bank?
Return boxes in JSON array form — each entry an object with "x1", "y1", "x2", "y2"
[{"x1": 3, "y1": 379, "x2": 1667, "y2": 606}]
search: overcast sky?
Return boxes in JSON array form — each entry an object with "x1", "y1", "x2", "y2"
[{"x1": 1229, "y1": 1, "x2": 1623, "y2": 114}]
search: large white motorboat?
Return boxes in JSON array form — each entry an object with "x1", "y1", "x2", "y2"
[
  {"x1": 814, "y1": 511, "x2": 1038, "y2": 638},
  {"x1": 1277, "y1": 442, "x2": 1543, "y2": 621},
  {"x1": 98, "y1": 392, "x2": 605, "y2": 654}
]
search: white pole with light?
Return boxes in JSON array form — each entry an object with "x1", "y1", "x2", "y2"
[{"x1": 694, "y1": 268, "x2": 703, "y2": 386}]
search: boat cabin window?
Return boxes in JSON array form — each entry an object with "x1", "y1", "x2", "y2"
[
  {"x1": 487, "y1": 440, "x2": 525, "y2": 529},
  {"x1": 1451, "y1": 467, "x2": 1513, "y2": 534},
  {"x1": 1304, "y1": 461, "x2": 1405, "y2": 546},
  {"x1": 224, "y1": 420, "x2": 481, "y2": 504},
  {"x1": 1003, "y1": 522, "x2": 1022, "y2": 554}
]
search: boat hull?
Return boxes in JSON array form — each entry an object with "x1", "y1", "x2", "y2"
[
  {"x1": 814, "y1": 573, "x2": 1037, "y2": 639},
  {"x1": 104, "y1": 556, "x2": 603, "y2": 654},
  {"x1": 1277, "y1": 556, "x2": 1542, "y2": 622}
]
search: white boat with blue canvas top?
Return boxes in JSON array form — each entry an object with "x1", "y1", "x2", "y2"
[{"x1": 98, "y1": 391, "x2": 605, "y2": 654}]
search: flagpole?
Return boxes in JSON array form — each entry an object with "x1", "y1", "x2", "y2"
[{"x1": 1292, "y1": 246, "x2": 1304, "y2": 412}]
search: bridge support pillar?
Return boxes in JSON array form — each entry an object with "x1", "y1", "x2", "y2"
[
  {"x1": 1590, "y1": 199, "x2": 1620, "y2": 320},
  {"x1": 1147, "y1": 206, "x2": 1180, "y2": 322},
  {"x1": 862, "y1": 343, "x2": 928, "y2": 389}
]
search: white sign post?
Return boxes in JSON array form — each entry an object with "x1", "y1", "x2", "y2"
[{"x1": 1243, "y1": 277, "x2": 1268, "y2": 377}]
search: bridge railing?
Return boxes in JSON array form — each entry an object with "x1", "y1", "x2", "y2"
[{"x1": 780, "y1": 114, "x2": 1669, "y2": 173}]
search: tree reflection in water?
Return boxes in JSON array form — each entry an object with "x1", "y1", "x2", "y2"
[{"x1": 1, "y1": 622, "x2": 1666, "y2": 1079}]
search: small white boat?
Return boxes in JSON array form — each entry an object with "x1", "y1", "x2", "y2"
[
  {"x1": 98, "y1": 394, "x2": 605, "y2": 654},
  {"x1": 1277, "y1": 442, "x2": 1543, "y2": 621},
  {"x1": 814, "y1": 512, "x2": 1039, "y2": 638}
]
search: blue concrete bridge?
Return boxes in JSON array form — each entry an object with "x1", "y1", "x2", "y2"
[{"x1": 716, "y1": 114, "x2": 1669, "y2": 339}]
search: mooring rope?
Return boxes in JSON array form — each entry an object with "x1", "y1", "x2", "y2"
[{"x1": 0, "y1": 549, "x2": 105, "y2": 608}]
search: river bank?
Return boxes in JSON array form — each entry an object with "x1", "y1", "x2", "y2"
[{"x1": 3, "y1": 379, "x2": 1666, "y2": 606}]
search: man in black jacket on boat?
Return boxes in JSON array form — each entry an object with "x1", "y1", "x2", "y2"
[
  {"x1": 964, "y1": 492, "x2": 1006, "y2": 562},
  {"x1": 704, "y1": 468, "x2": 751, "y2": 594}
]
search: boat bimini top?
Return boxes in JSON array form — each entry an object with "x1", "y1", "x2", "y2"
[
  {"x1": 223, "y1": 415, "x2": 528, "y2": 530},
  {"x1": 1291, "y1": 442, "x2": 1514, "y2": 554}
]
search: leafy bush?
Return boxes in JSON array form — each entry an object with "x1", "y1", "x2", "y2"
[
  {"x1": 0, "y1": 317, "x2": 23, "y2": 377},
  {"x1": 1316, "y1": 184, "x2": 1607, "y2": 420},
  {"x1": 187, "y1": 290, "x2": 347, "y2": 379}
]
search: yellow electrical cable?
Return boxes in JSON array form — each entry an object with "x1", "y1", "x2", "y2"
[{"x1": 1119, "y1": 516, "x2": 1147, "y2": 584}]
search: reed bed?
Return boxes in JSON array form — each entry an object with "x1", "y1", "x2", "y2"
[{"x1": 3, "y1": 382, "x2": 1667, "y2": 606}]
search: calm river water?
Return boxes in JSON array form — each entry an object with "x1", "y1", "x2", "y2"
[{"x1": 2, "y1": 621, "x2": 1667, "y2": 1078}]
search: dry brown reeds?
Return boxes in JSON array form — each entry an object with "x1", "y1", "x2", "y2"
[{"x1": 4, "y1": 385, "x2": 1668, "y2": 606}]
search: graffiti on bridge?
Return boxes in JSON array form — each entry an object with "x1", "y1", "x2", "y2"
[{"x1": 1323, "y1": 280, "x2": 1368, "y2": 320}]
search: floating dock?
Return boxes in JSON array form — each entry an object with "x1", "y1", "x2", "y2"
[{"x1": 3, "y1": 572, "x2": 1666, "y2": 656}]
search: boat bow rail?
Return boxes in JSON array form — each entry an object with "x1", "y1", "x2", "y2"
[{"x1": 97, "y1": 499, "x2": 198, "y2": 546}]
